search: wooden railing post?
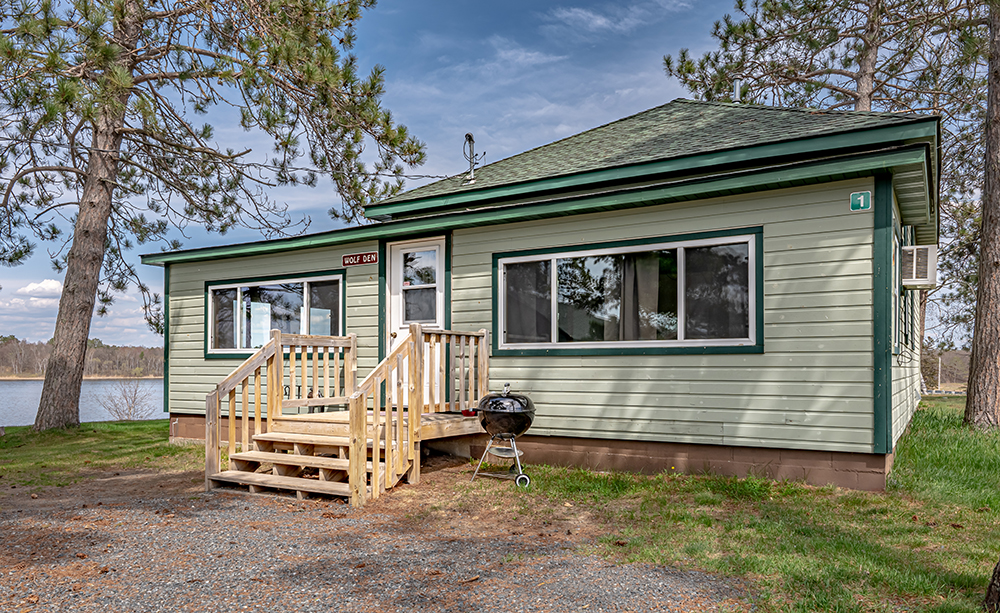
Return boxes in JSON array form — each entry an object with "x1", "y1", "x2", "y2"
[
  {"x1": 271, "y1": 329, "x2": 283, "y2": 424},
  {"x1": 348, "y1": 391, "x2": 367, "y2": 508},
  {"x1": 478, "y1": 329, "x2": 490, "y2": 400},
  {"x1": 346, "y1": 333, "x2": 358, "y2": 395},
  {"x1": 205, "y1": 390, "x2": 220, "y2": 491},
  {"x1": 408, "y1": 323, "x2": 423, "y2": 484}
]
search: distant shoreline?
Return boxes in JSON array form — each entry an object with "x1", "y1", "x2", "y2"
[{"x1": 0, "y1": 376, "x2": 163, "y2": 381}]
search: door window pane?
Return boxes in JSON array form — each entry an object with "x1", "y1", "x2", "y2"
[
  {"x1": 685, "y1": 244, "x2": 749, "y2": 339},
  {"x1": 504, "y1": 260, "x2": 551, "y2": 343},
  {"x1": 212, "y1": 288, "x2": 237, "y2": 349},
  {"x1": 403, "y1": 287, "x2": 436, "y2": 322},
  {"x1": 403, "y1": 250, "x2": 437, "y2": 286},
  {"x1": 309, "y1": 280, "x2": 340, "y2": 336}
]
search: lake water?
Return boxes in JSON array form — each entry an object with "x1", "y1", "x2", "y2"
[{"x1": 1, "y1": 378, "x2": 165, "y2": 427}]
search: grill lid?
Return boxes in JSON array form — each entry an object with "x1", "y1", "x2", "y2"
[{"x1": 477, "y1": 383, "x2": 535, "y2": 414}]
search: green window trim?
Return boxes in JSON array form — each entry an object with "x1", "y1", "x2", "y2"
[
  {"x1": 491, "y1": 227, "x2": 764, "y2": 357},
  {"x1": 203, "y1": 269, "x2": 348, "y2": 360}
]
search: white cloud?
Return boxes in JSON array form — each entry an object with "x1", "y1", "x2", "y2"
[
  {"x1": 549, "y1": 7, "x2": 646, "y2": 34},
  {"x1": 489, "y1": 36, "x2": 567, "y2": 68},
  {"x1": 543, "y1": 1, "x2": 692, "y2": 41},
  {"x1": 15, "y1": 279, "x2": 63, "y2": 297}
]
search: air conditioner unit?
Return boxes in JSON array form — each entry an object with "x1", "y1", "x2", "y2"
[{"x1": 901, "y1": 245, "x2": 937, "y2": 288}]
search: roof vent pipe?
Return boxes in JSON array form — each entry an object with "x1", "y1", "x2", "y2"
[
  {"x1": 733, "y1": 78, "x2": 741, "y2": 103},
  {"x1": 464, "y1": 133, "x2": 476, "y2": 184}
]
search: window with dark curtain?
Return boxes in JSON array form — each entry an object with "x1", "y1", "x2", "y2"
[
  {"x1": 504, "y1": 260, "x2": 551, "y2": 343},
  {"x1": 684, "y1": 244, "x2": 749, "y2": 339}
]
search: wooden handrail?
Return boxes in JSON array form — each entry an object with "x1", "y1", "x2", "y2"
[
  {"x1": 346, "y1": 325, "x2": 489, "y2": 507},
  {"x1": 205, "y1": 329, "x2": 359, "y2": 492}
]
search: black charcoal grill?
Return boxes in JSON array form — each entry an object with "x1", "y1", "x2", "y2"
[{"x1": 471, "y1": 383, "x2": 535, "y2": 487}]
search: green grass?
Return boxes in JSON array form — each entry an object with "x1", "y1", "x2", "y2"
[
  {"x1": 0, "y1": 420, "x2": 202, "y2": 487},
  {"x1": 890, "y1": 396, "x2": 1000, "y2": 510},
  {"x1": 493, "y1": 397, "x2": 1000, "y2": 613}
]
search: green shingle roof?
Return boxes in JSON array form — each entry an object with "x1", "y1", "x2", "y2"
[{"x1": 377, "y1": 98, "x2": 930, "y2": 207}]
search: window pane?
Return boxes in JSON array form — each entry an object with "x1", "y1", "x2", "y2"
[
  {"x1": 211, "y1": 288, "x2": 238, "y2": 349},
  {"x1": 557, "y1": 255, "x2": 620, "y2": 342},
  {"x1": 403, "y1": 250, "x2": 436, "y2": 286},
  {"x1": 243, "y1": 283, "x2": 303, "y2": 347},
  {"x1": 309, "y1": 280, "x2": 340, "y2": 336},
  {"x1": 403, "y1": 287, "x2": 436, "y2": 322},
  {"x1": 504, "y1": 260, "x2": 551, "y2": 343},
  {"x1": 685, "y1": 244, "x2": 749, "y2": 339},
  {"x1": 621, "y1": 251, "x2": 678, "y2": 341}
]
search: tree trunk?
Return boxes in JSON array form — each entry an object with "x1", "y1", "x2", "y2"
[
  {"x1": 966, "y1": 2, "x2": 1000, "y2": 430},
  {"x1": 987, "y1": 555, "x2": 1000, "y2": 612},
  {"x1": 33, "y1": 2, "x2": 141, "y2": 431},
  {"x1": 853, "y1": 0, "x2": 882, "y2": 112}
]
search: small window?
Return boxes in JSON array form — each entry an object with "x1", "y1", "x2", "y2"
[
  {"x1": 207, "y1": 275, "x2": 342, "y2": 353},
  {"x1": 402, "y1": 249, "x2": 438, "y2": 323},
  {"x1": 498, "y1": 233, "x2": 756, "y2": 350}
]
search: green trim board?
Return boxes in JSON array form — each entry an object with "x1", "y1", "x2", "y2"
[
  {"x1": 141, "y1": 147, "x2": 933, "y2": 269},
  {"x1": 202, "y1": 268, "x2": 348, "y2": 361},
  {"x1": 377, "y1": 241, "x2": 386, "y2": 363},
  {"x1": 873, "y1": 174, "x2": 894, "y2": 455},
  {"x1": 366, "y1": 120, "x2": 938, "y2": 220},
  {"x1": 490, "y1": 227, "x2": 764, "y2": 357},
  {"x1": 163, "y1": 264, "x2": 170, "y2": 415}
]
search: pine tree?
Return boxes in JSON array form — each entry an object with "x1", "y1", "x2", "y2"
[
  {"x1": 0, "y1": 0, "x2": 425, "y2": 430},
  {"x1": 664, "y1": 0, "x2": 1000, "y2": 430}
]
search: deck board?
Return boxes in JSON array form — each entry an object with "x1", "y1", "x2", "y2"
[
  {"x1": 210, "y1": 470, "x2": 354, "y2": 497},
  {"x1": 272, "y1": 411, "x2": 484, "y2": 440}
]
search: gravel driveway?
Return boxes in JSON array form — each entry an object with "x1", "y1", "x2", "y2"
[{"x1": 0, "y1": 457, "x2": 749, "y2": 612}]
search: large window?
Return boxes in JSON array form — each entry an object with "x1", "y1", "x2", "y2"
[
  {"x1": 498, "y1": 233, "x2": 757, "y2": 351},
  {"x1": 208, "y1": 274, "x2": 342, "y2": 354}
]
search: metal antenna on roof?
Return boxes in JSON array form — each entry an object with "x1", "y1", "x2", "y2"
[{"x1": 463, "y1": 133, "x2": 485, "y2": 185}]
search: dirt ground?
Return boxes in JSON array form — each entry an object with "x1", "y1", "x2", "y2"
[{"x1": 0, "y1": 454, "x2": 750, "y2": 612}]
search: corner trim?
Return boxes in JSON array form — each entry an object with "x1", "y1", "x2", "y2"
[
  {"x1": 163, "y1": 265, "x2": 170, "y2": 415},
  {"x1": 873, "y1": 174, "x2": 894, "y2": 454}
]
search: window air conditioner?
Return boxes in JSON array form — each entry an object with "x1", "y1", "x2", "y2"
[{"x1": 901, "y1": 245, "x2": 937, "y2": 289}]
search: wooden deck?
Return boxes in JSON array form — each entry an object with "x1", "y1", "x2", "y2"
[
  {"x1": 275, "y1": 409, "x2": 485, "y2": 440},
  {"x1": 205, "y1": 325, "x2": 489, "y2": 506}
]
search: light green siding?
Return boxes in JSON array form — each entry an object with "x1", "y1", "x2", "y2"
[
  {"x1": 166, "y1": 242, "x2": 380, "y2": 415},
  {"x1": 452, "y1": 179, "x2": 878, "y2": 453},
  {"x1": 891, "y1": 215, "x2": 923, "y2": 447}
]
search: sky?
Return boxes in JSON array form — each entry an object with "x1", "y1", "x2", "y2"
[{"x1": 0, "y1": 0, "x2": 731, "y2": 347}]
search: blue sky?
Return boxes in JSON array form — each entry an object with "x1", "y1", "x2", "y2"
[{"x1": 0, "y1": 0, "x2": 731, "y2": 346}]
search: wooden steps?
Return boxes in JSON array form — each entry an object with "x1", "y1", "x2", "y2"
[
  {"x1": 253, "y1": 431, "x2": 351, "y2": 447},
  {"x1": 210, "y1": 470, "x2": 355, "y2": 499},
  {"x1": 230, "y1": 450, "x2": 349, "y2": 471}
]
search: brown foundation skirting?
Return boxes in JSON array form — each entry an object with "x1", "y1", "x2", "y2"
[{"x1": 170, "y1": 413, "x2": 893, "y2": 491}]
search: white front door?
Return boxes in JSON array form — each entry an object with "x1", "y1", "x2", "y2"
[{"x1": 387, "y1": 237, "x2": 446, "y2": 350}]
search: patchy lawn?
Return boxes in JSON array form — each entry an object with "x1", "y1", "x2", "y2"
[{"x1": 1, "y1": 399, "x2": 997, "y2": 612}]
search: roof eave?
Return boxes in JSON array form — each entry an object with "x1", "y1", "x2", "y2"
[
  {"x1": 365, "y1": 117, "x2": 939, "y2": 221},
  {"x1": 143, "y1": 146, "x2": 936, "y2": 267}
]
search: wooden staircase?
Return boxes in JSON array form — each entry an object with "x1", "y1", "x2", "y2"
[{"x1": 204, "y1": 324, "x2": 489, "y2": 507}]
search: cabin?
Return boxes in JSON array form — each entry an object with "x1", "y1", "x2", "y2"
[{"x1": 141, "y1": 99, "x2": 939, "y2": 505}]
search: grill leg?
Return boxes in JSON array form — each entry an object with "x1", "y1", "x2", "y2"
[
  {"x1": 510, "y1": 437, "x2": 524, "y2": 475},
  {"x1": 471, "y1": 436, "x2": 496, "y2": 482}
]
